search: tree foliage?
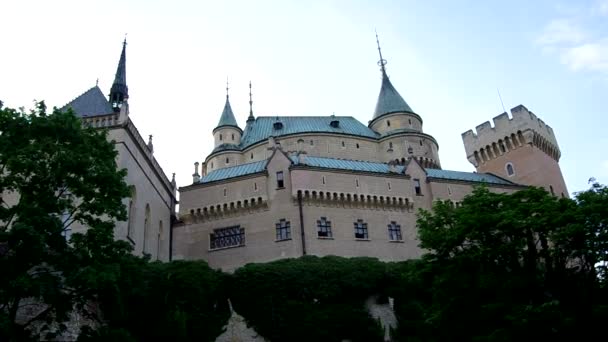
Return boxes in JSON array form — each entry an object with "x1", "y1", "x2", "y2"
[
  {"x1": 0, "y1": 102, "x2": 131, "y2": 340},
  {"x1": 230, "y1": 256, "x2": 386, "y2": 342},
  {"x1": 390, "y1": 185, "x2": 608, "y2": 341}
]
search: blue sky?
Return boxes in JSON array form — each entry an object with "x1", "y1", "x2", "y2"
[{"x1": 1, "y1": 0, "x2": 606, "y2": 194}]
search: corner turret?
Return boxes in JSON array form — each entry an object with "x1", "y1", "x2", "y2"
[{"x1": 213, "y1": 81, "x2": 242, "y2": 148}]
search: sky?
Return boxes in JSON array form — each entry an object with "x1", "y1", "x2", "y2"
[{"x1": 1, "y1": 0, "x2": 607, "y2": 195}]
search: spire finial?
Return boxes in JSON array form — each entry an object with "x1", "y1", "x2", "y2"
[
  {"x1": 375, "y1": 30, "x2": 387, "y2": 74},
  {"x1": 247, "y1": 81, "x2": 255, "y2": 122},
  {"x1": 123, "y1": 33, "x2": 127, "y2": 45},
  {"x1": 226, "y1": 76, "x2": 229, "y2": 99},
  {"x1": 96, "y1": 78, "x2": 99, "y2": 86}
]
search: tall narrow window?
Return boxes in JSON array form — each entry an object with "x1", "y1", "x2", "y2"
[
  {"x1": 276, "y1": 171, "x2": 285, "y2": 188},
  {"x1": 356, "y1": 179, "x2": 359, "y2": 187},
  {"x1": 317, "y1": 217, "x2": 332, "y2": 238},
  {"x1": 389, "y1": 142, "x2": 393, "y2": 149},
  {"x1": 254, "y1": 182, "x2": 258, "y2": 191},
  {"x1": 223, "y1": 188, "x2": 227, "y2": 196},
  {"x1": 506, "y1": 163, "x2": 515, "y2": 176},
  {"x1": 322, "y1": 176, "x2": 326, "y2": 185},
  {"x1": 225, "y1": 157, "x2": 229, "y2": 164},
  {"x1": 210, "y1": 225, "x2": 245, "y2": 249},
  {"x1": 157, "y1": 221, "x2": 163, "y2": 260},
  {"x1": 356, "y1": 143, "x2": 360, "y2": 149},
  {"x1": 409, "y1": 118, "x2": 412, "y2": 125},
  {"x1": 414, "y1": 179, "x2": 422, "y2": 195},
  {"x1": 219, "y1": 134, "x2": 223, "y2": 141},
  {"x1": 387, "y1": 120, "x2": 391, "y2": 127},
  {"x1": 251, "y1": 153, "x2": 254, "y2": 159},
  {"x1": 341, "y1": 141, "x2": 345, "y2": 148},
  {"x1": 419, "y1": 140, "x2": 423, "y2": 146},
  {"x1": 127, "y1": 186, "x2": 137, "y2": 242},
  {"x1": 275, "y1": 219, "x2": 291, "y2": 241},
  {"x1": 354, "y1": 219, "x2": 369, "y2": 239},
  {"x1": 388, "y1": 221, "x2": 402, "y2": 241},
  {"x1": 232, "y1": 133, "x2": 235, "y2": 141},
  {"x1": 143, "y1": 203, "x2": 150, "y2": 254},
  {"x1": 388, "y1": 182, "x2": 391, "y2": 190}
]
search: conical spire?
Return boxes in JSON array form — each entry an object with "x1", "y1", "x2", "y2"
[
  {"x1": 372, "y1": 33, "x2": 414, "y2": 119},
  {"x1": 247, "y1": 81, "x2": 255, "y2": 123},
  {"x1": 215, "y1": 79, "x2": 239, "y2": 129},
  {"x1": 109, "y1": 38, "x2": 128, "y2": 112}
]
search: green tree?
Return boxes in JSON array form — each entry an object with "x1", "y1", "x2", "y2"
[
  {"x1": 0, "y1": 102, "x2": 131, "y2": 340},
  {"x1": 230, "y1": 256, "x2": 386, "y2": 342},
  {"x1": 390, "y1": 185, "x2": 608, "y2": 341}
]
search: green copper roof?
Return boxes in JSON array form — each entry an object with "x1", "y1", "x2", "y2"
[
  {"x1": 292, "y1": 155, "x2": 406, "y2": 174},
  {"x1": 425, "y1": 169, "x2": 516, "y2": 185},
  {"x1": 215, "y1": 96, "x2": 239, "y2": 129},
  {"x1": 240, "y1": 116, "x2": 379, "y2": 148},
  {"x1": 62, "y1": 86, "x2": 114, "y2": 117},
  {"x1": 373, "y1": 71, "x2": 414, "y2": 119},
  {"x1": 200, "y1": 160, "x2": 267, "y2": 183}
]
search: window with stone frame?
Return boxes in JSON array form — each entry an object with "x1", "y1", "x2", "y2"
[
  {"x1": 210, "y1": 225, "x2": 245, "y2": 250},
  {"x1": 276, "y1": 219, "x2": 291, "y2": 241},
  {"x1": 354, "y1": 219, "x2": 368, "y2": 239},
  {"x1": 317, "y1": 217, "x2": 332, "y2": 238},
  {"x1": 388, "y1": 221, "x2": 402, "y2": 241}
]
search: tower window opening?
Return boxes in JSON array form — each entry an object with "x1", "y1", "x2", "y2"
[
  {"x1": 254, "y1": 182, "x2": 258, "y2": 191},
  {"x1": 219, "y1": 134, "x2": 223, "y2": 141},
  {"x1": 251, "y1": 153, "x2": 254, "y2": 159},
  {"x1": 356, "y1": 143, "x2": 360, "y2": 149},
  {"x1": 223, "y1": 188, "x2": 227, "y2": 197},
  {"x1": 414, "y1": 179, "x2": 422, "y2": 195},
  {"x1": 388, "y1": 182, "x2": 391, "y2": 190},
  {"x1": 341, "y1": 141, "x2": 345, "y2": 148},
  {"x1": 226, "y1": 158, "x2": 229, "y2": 164},
  {"x1": 419, "y1": 140, "x2": 423, "y2": 146},
  {"x1": 409, "y1": 118, "x2": 412, "y2": 125},
  {"x1": 389, "y1": 142, "x2": 393, "y2": 149},
  {"x1": 322, "y1": 176, "x2": 326, "y2": 185},
  {"x1": 310, "y1": 140, "x2": 314, "y2": 146},
  {"x1": 356, "y1": 179, "x2": 359, "y2": 187},
  {"x1": 387, "y1": 120, "x2": 391, "y2": 127},
  {"x1": 232, "y1": 134, "x2": 235, "y2": 141},
  {"x1": 276, "y1": 171, "x2": 285, "y2": 188},
  {"x1": 506, "y1": 163, "x2": 515, "y2": 176}
]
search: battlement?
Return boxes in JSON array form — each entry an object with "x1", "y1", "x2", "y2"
[{"x1": 462, "y1": 105, "x2": 560, "y2": 159}]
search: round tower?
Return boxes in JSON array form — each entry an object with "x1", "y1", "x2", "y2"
[
  {"x1": 369, "y1": 33, "x2": 440, "y2": 169},
  {"x1": 213, "y1": 91, "x2": 242, "y2": 147}
]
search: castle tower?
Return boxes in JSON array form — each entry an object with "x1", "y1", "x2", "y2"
[
  {"x1": 368, "y1": 34, "x2": 440, "y2": 168},
  {"x1": 462, "y1": 105, "x2": 569, "y2": 197},
  {"x1": 109, "y1": 39, "x2": 128, "y2": 113},
  {"x1": 213, "y1": 83, "x2": 242, "y2": 147}
]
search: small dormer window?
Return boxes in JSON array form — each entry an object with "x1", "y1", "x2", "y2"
[
  {"x1": 273, "y1": 121, "x2": 283, "y2": 130},
  {"x1": 330, "y1": 120, "x2": 340, "y2": 128}
]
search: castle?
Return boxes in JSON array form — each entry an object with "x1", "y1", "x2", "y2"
[{"x1": 56, "y1": 38, "x2": 567, "y2": 270}]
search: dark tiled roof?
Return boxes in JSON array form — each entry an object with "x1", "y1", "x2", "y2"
[
  {"x1": 212, "y1": 143, "x2": 240, "y2": 153},
  {"x1": 62, "y1": 86, "x2": 113, "y2": 117},
  {"x1": 240, "y1": 116, "x2": 379, "y2": 149},
  {"x1": 216, "y1": 97, "x2": 239, "y2": 129},
  {"x1": 199, "y1": 160, "x2": 267, "y2": 183},
  {"x1": 373, "y1": 71, "x2": 414, "y2": 119},
  {"x1": 292, "y1": 155, "x2": 406, "y2": 174},
  {"x1": 425, "y1": 169, "x2": 515, "y2": 185}
]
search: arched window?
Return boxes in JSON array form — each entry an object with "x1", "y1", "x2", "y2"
[
  {"x1": 506, "y1": 163, "x2": 515, "y2": 176},
  {"x1": 127, "y1": 186, "x2": 137, "y2": 242},
  {"x1": 157, "y1": 221, "x2": 163, "y2": 261},
  {"x1": 143, "y1": 204, "x2": 150, "y2": 254}
]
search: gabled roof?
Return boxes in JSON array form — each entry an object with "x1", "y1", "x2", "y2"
[
  {"x1": 199, "y1": 160, "x2": 267, "y2": 183},
  {"x1": 215, "y1": 97, "x2": 240, "y2": 130},
  {"x1": 240, "y1": 116, "x2": 379, "y2": 148},
  {"x1": 62, "y1": 86, "x2": 114, "y2": 117},
  {"x1": 291, "y1": 155, "x2": 406, "y2": 174},
  {"x1": 373, "y1": 71, "x2": 414, "y2": 120},
  {"x1": 425, "y1": 168, "x2": 516, "y2": 185}
]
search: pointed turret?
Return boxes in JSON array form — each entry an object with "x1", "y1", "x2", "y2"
[
  {"x1": 109, "y1": 39, "x2": 128, "y2": 113},
  {"x1": 247, "y1": 81, "x2": 255, "y2": 123},
  {"x1": 372, "y1": 33, "x2": 414, "y2": 119},
  {"x1": 213, "y1": 80, "x2": 242, "y2": 147}
]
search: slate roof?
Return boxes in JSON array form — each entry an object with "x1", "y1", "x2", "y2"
[
  {"x1": 212, "y1": 143, "x2": 240, "y2": 153},
  {"x1": 292, "y1": 155, "x2": 406, "y2": 174},
  {"x1": 62, "y1": 86, "x2": 114, "y2": 117},
  {"x1": 239, "y1": 116, "x2": 379, "y2": 149},
  {"x1": 215, "y1": 97, "x2": 239, "y2": 129},
  {"x1": 373, "y1": 71, "x2": 414, "y2": 120},
  {"x1": 425, "y1": 169, "x2": 516, "y2": 185},
  {"x1": 199, "y1": 160, "x2": 268, "y2": 183}
]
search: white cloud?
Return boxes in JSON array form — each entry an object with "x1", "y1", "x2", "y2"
[
  {"x1": 560, "y1": 40, "x2": 608, "y2": 72},
  {"x1": 538, "y1": 11, "x2": 608, "y2": 74},
  {"x1": 537, "y1": 19, "x2": 586, "y2": 45}
]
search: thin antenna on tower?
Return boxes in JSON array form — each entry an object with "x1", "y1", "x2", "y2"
[
  {"x1": 497, "y1": 88, "x2": 507, "y2": 114},
  {"x1": 375, "y1": 29, "x2": 387, "y2": 73},
  {"x1": 247, "y1": 81, "x2": 255, "y2": 122}
]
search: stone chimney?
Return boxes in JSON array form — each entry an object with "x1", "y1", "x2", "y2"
[{"x1": 192, "y1": 162, "x2": 200, "y2": 183}]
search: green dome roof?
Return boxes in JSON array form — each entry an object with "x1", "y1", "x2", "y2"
[{"x1": 373, "y1": 71, "x2": 414, "y2": 119}]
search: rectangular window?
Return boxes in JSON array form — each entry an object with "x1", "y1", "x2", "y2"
[
  {"x1": 317, "y1": 217, "x2": 332, "y2": 238},
  {"x1": 223, "y1": 188, "x2": 227, "y2": 196},
  {"x1": 388, "y1": 221, "x2": 402, "y2": 241},
  {"x1": 354, "y1": 219, "x2": 368, "y2": 239},
  {"x1": 276, "y1": 171, "x2": 285, "y2": 188},
  {"x1": 210, "y1": 225, "x2": 245, "y2": 250},
  {"x1": 276, "y1": 219, "x2": 291, "y2": 241},
  {"x1": 414, "y1": 179, "x2": 422, "y2": 195},
  {"x1": 254, "y1": 182, "x2": 258, "y2": 191}
]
